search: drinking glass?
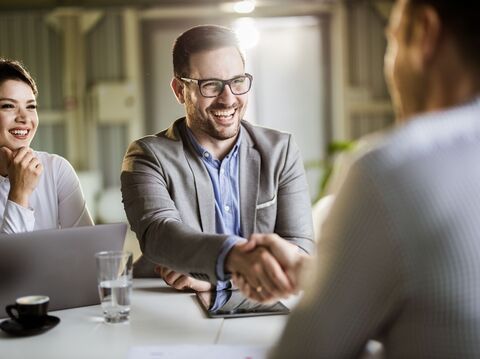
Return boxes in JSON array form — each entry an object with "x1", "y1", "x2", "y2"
[{"x1": 95, "y1": 251, "x2": 133, "y2": 323}]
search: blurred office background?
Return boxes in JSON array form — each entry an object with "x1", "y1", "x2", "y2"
[{"x1": 0, "y1": 0, "x2": 394, "y2": 240}]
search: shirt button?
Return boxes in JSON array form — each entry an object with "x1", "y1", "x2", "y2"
[
  {"x1": 203, "y1": 152, "x2": 210, "y2": 158},
  {"x1": 224, "y1": 205, "x2": 230, "y2": 212}
]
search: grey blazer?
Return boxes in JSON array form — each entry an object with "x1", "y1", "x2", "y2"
[{"x1": 121, "y1": 118, "x2": 314, "y2": 283}]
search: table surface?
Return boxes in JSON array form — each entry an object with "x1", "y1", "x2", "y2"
[{"x1": 0, "y1": 279, "x2": 291, "y2": 359}]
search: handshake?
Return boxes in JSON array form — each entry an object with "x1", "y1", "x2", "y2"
[
  {"x1": 155, "y1": 234, "x2": 310, "y2": 303},
  {"x1": 226, "y1": 234, "x2": 310, "y2": 303}
]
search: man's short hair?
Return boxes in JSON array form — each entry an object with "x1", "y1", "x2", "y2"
[
  {"x1": 172, "y1": 24, "x2": 245, "y2": 78},
  {"x1": 408, "y1": 0, "x2": 480, "y2": 67},
  {"x1": 0, "y1": 58, "x2": 38, "y2": 96}
]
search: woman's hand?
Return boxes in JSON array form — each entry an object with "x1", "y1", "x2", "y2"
[
  {"x1": 0, "y1": 146, "x2": 9, "y2": 176},
  {"x1": 1, "y1": 146, "x2": 43, "y2": 208}
]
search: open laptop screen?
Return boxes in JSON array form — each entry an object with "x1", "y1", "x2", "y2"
[{"x1": 0, "y1": 223, "x2": 127, "y2": 318}]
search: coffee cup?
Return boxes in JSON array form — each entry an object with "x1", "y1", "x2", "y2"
[{"x1": 5, "y1": 295, "x2": 50, "y2": 328}]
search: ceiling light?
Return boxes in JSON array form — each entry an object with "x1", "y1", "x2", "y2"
[
  {"x1": 233, "y1": 0, "x2": 255, "y2": 14},
  {"x1": 233, "y1": 17, "x2": 259, "y2": 50}
]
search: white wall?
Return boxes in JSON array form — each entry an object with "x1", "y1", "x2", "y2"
[
  {"x1": 147, "y1": 27, "x2": 185, "y2": 133},
  {"x1": 245, "y1": 17, "x2": 326, "y2": 200}
]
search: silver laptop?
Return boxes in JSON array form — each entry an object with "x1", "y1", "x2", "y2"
[{"x1": 0, "y1": 223, "x2": 127, "y2": 318}]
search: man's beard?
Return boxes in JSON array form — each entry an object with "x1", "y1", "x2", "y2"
[
  {"x1": 199, "y1": 114, "x2": 241, "y2": 141},
  {"x1": 186, "y1": 101, "x2": 243, "y2": 141}
]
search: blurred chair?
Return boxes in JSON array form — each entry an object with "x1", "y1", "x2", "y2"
[
  {"x1": 96, "y1": 186, "x2": 126, "y2": 224},
  {"x1": 311, "y1": 194, "x2": 334, "y2": 241},
  {"x1": 76, "y1": 170, "x2": 102, "y2": 221},
  {"x1": 96, "y1": 186, "x2": 141, "y2": 261}
]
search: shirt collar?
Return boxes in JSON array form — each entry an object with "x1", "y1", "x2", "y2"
[{"x1": 186, "y1": 126, "x2": 242, "y2": 163}]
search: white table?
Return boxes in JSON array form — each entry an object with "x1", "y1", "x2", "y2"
[{"x1": 0, "y1": 279, "x2": 288, "y2": 359}]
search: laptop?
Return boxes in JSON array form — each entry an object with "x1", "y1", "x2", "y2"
[{"x1": 0, "y1": 223, "x2": 127, "y2": 319}]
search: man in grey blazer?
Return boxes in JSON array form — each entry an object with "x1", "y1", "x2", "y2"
[
  {"x1": 121, "y1": 25, "x2": 314, "y2": 301},
  {"x1": 235, "y1": 0, "x2": 480, "y2": 357}
]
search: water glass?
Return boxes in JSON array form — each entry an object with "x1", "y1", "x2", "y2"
[{"x1": 95, "y1": 251, "x2": 133, "y2": 323}]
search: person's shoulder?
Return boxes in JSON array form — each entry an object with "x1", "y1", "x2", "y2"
[
  {"x1": 32, "y1": 151, "x2": 78, "y2": 184},
  {"x1": 359, "y1": 100, "x2": 480, "y2": 174},
  {"x1": 125, "y1": 121, "x2": 188, "y2": 163},
  {"x1": 132, "y1": 133, "x2": 165, "y2": 147},
  {"x1": 34, "y1": 151, "x2": 72, "y2": 169},
  {"x1": 132, "y1": 118, "x2": 185, "y2": 147},
  {"x1": 241, "y1": 120, "x2": 292, "y2": 146},
  {"x1": 131, "y1": 133, "x2": 182, "y2": 155}
]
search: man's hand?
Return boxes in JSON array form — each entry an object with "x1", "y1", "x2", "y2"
[
  {"x1": 225, "y1": 238, "x2": 296, "y2": 303},
  {"x1": 1, "y1": 147, "x2": 43, "y2": 208},
  {"x1": 154, "y1": 265, "x2": 213, "y2": 292},
  {"x1": 231, "y1": 234, "x2": 310, "y2": 303}
]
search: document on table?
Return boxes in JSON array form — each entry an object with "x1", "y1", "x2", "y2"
[{"x1": 128, "y1": 345, "x2": 269, "y2": 359}]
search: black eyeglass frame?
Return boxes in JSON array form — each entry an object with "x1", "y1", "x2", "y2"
[{"x1": 179, "y1": 73, "x2": 253, "y2": 98}]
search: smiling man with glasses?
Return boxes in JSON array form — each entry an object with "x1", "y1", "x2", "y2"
[{"x1": 121, "y1": 25, "x2": 314, "y2": 301}]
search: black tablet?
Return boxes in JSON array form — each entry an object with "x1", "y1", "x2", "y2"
[{"x1": 196, "y1": 289, "x2": 290, "y2": 318}]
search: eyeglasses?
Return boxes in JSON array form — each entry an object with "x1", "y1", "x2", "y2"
[{"x1": 179, "y1": 73, "x2": 253, "y2": 98}]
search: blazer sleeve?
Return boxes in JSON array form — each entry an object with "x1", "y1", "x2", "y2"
[
  {"x1": 274, "y1": 135, "x2": 315, "y2": 254},
  {"x1": 120, "y1": 138, "x2": 228, "y2": 283}
]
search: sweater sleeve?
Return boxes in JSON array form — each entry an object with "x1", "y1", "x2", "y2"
[
  {"x1": 270, "y1": 160, "x2": 405, "y2": 358},
  {"x1": 0, "y1": 200, "x2": 35, "y2": 233},
  {"x1": 55, "y1": 156, "x2": 94, "y2": 228}
]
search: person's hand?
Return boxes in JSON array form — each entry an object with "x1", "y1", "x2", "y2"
[
  {"x1": 0, "y1": 146, "x2": 10, "y2": 176},
  {"x1": 154, "y1": 265, "x2": 213, "y2": 292},
  {"x1": 2, "y1": 146, "x2": 43, "y2": 208},
  {"x1": 225, "y1": 240, "x2": 294, "y2": 303},
  {"x1": 247, "y1": 233, "x2": 307, "y2": 289},
  {"x1": 232, "y1": 234, "x2": 309, "y2": 303}
]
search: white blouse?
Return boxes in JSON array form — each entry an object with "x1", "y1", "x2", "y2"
[{"x1": 0, "y1": 151, "x2": 94, "y2": 233}]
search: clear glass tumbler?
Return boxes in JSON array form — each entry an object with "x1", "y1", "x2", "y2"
[{"x1": 95, "y1": 251, "x2": 133, "y2": 323}]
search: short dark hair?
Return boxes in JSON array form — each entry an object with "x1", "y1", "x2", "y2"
[
  {"x1": 0, "y1": 58, "x2": 38, "y2": 96},
  {"x1": 172, "y1": 24, "x2": 245, "y2": 78},
  {"x1": 408, "y1": 0, "x2": 480, "y2": 66}
]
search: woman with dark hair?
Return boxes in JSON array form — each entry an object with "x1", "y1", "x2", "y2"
[{"x1": 0, "y1": 58, "x2": 93, "y2": 233}]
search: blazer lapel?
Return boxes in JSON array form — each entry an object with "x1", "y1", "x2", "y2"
[
  {"x1": 178, "y1": 123, "x2": 216, "y2": 233},
  {"x1": 239, "y1": 132, "x2": 260, "y2": 237}
]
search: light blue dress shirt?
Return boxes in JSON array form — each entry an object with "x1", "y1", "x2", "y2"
[{"x1": 186, "y1": 128, "x2": 244, "y2": 289}]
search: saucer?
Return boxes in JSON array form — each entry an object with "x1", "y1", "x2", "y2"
[{"x1": 0, "y1": 315, "x2": 60, "y2": 337}]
